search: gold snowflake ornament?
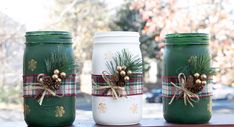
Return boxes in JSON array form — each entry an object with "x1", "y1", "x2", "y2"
[
  {"x1": 55, "y1": 106, "x2": 65, "y2": 117},
  {"x1": 98, "y1": 103, "x2": 107, "y2": 113},
  {"x1": 24, "y1": 104, "x2": 30, "y2": 116},
  {"x1": 130, "y1": 103, "x2": 138, "y2": 114},
  {"x1": 28, "y1": 59, "x2": 37, "y2": 71},
  {"x1": 104, "y1": 51, "x2": 113, "y2": 60}
]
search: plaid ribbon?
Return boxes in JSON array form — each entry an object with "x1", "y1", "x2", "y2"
[
  {"x1": 162, "y1": 76, "x2": 212, "y2": 98},
  {"x1": 23, "y1": 74, "x2": 79, "y2": 97},
  {"x1": 92, "y1": 74, "x2": 143, "y2": 96}
]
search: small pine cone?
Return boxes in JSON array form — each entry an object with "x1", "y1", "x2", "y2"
[
  {"x1": 112, "y1": 75, "x2": 119, "y2": 82},
  {"x1": 54, "y1": 81, "x2": 61, "y2": 90},
  {"x1": 46, "y1": 83, "x2": 56, "y2": 91},
  {"x1": 117, "y1": 81, "x2": 125, "y2": 87},
  {"x1": 197, "y1": 86, "x2": 204, "y2": 92},
  {"x1": 42, "y1": 76, "x2": 53, "y2": 87},
  {"x1": 185, "y1": 75, "x2": 194, "y2": 90},
  {"x1": 43, "y1": 76, "x2": 58, "y2": 90},
  {"x1": 190, "y1": 83, "x2": 204, "y2": 93}
]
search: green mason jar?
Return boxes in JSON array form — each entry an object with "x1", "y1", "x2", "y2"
[
  {"x1": 162, "y1": 33, "x2": 212, "y2": 124},
  {"x1": 23, "y1": 31, "x2": 77, "y2": 126}
]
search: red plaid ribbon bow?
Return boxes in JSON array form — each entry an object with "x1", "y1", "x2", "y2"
[
  {"x1": 92, "y1": 73, "x2": 143, "y2": 97},
  {"x1": 23, "y1": 74, "x2": 79, "y2": 98}
]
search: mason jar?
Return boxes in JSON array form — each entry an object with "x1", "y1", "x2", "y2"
[
  {"x1": 23, "y1": 31, "x2": 78, "y2": 126},
  {"x1": 92, "y1": 31, "x2": 143, "y2": 125},
  {"x1": 163, "y1": 33, "x2": 212, "y2": 123}
]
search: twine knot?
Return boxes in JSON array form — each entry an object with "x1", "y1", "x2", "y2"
[
  {"x1": 25, "y1": 73, "x2": 64, "y2": 105},
  {"x1": 93, "y1": 71, "x2": 127, "y2": 99},
  {"x1": 169, "y1": 73, "x2": 199, "y2": 107}
]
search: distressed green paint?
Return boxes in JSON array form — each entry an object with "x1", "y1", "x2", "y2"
[
  {"x1": 163, "y1": 33, "x2": 212, "y2": 123},
  {"x1": 23, "y1": 31, "x2": 75, "y2": 126}
]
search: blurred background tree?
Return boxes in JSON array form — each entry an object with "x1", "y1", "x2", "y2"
[
  {"x1": 110, "y1": 1, "x2": 164, "y2": 86},
  {"x1": 111, "y1": 0, "x2": 234, "y2": 87},
  {"x1": 0, "y1": 0, "x2": 234, "y2": 105},
  {"x1": 47, "y1": 0, "x2": 110, "y2": 62},
  {"x1": 0, "y1": 12, "x2": 25, "y2": 104},
  {"x1": 45, "y1": 0, "x2": 111, "y2": 93}
]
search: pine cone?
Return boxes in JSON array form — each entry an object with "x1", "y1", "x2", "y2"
[
  {"x1": 185, "y1": 75, "x2": 194, "y2": 90},
  {"x1": 112, "y1": 74, "x2": 119, "y2": 82},
  {"x1": 117, "y1": 81, "x2": 125, "y2": 87},
  {"x1": 54, "y1": 81, "x2": 61, "y2": 90},
  {"x1": 42, "y1": 76, "x2": 53, "y2": 88},
  {"x1": 185, "y1": 75, "x2": 206, "y2": 93},
  {"x1": 190, "y1": 82, "x2": 205, "y2": 93}
]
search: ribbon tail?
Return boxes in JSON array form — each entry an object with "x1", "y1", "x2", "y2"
[
  {"x1": 186, "y1": 95, "x2": 194, "y2": 107},
  {"x1": 191, "y1": 94, "x2": 200, "y2": 103},
  {"x1": 38, "y1": 91, "x2": 46, "y2": 106},
  {"x1": 169, "y1": 82, "x2": 180, "y2": 105},
  {"x1": 46, "y1": 88, "x2": 56, "y2": 96},
  {"x1": 169, "y1": 90, "x2": 179, "y2": 105},
  {"x1": 187, "y1": 93, "x2": 199, "y2": 106},
  {"x1": 184, "y1": 93, "x2": 187, "y2": 106},
  {"x1": 111, "y1": 87, "x2": 119, "y2": 99}
]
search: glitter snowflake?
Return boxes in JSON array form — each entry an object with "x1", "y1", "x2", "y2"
[
  {"x1": 104, "y1": 51, "x2": 113, "y2": 60},
  {"x1": 130, "y1": 103, "x2": 138, "y2": 114},
  {"x1": 55, "y1": 106, "x2": 65, "y2": 117},
  {"x1": 98, "y1": 103, "x2": 107, "y2": 113},
  {"x1": 28, "y1": 59, "x2": 37, "y2": 71}
]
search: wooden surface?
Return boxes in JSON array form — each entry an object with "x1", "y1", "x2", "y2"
[
  {"x1": 2, "y1": 114, "x2": 234, "y2": 127},
  {"x1": 73, "y1": 114, "x2": 234, "y2": 127}
]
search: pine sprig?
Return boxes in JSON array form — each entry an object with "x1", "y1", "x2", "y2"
[
  {"x1": 45, "y1": 47, "x2": 78, "y2": 75},
  {"x1": 188, "y1": 55, "x2": 215, "y2": 76},
  {"x1": 106, "y1": 49, "x2": 142, "y2": 75},
  {"x1": 176, "y1": 55, "x2": 215, "y2": 77}
]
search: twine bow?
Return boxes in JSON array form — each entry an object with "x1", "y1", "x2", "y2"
[
  {"x1": 169, "y1": 73, "x2": 199, "y2": 107},
  {"x1": 27, "y1": 74, "x2": 63, "y2": 105},
  {"x1": 93, "y1": 71, "x2": 127, "y2": 99}
]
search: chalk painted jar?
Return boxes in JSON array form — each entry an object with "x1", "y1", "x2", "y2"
[
  {"x1": 23, "y1": 31, "x2": 78, "y2": 126},
  {"x1": 163, "y1": 33, "x2": 212, "y2": 123},
  {"x1": 92, "y1": 31, "x2": 143, "y2": 125}
]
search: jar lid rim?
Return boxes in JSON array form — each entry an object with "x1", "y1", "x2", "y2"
[
  {"x1": 165, "y1": 33, "x2": 208, "y2": 38},
  {"x1": 26, "y1": 31, "x2": 71, "y2": 36},
  {"x1": 95, "y1": 31, "x2": 139, "y2": 38}
]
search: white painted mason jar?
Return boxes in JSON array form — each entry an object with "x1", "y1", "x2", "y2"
[{"x1": 92, "y1": 31, "x2": 143, "y2": 125}]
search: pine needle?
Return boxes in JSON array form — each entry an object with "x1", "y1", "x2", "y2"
[
  {"x1": 106, "y1": 49, "x2": 142, "y2": 75},
  {"x1": 184, "y1": 55, "x2": 215, "y2": 76},
  {"x1": 44, "y1": 46, "x2": 78, "y2": 75},
  {"x1": 189, "y1": 55, "x2": 214, "y2": 75}
]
